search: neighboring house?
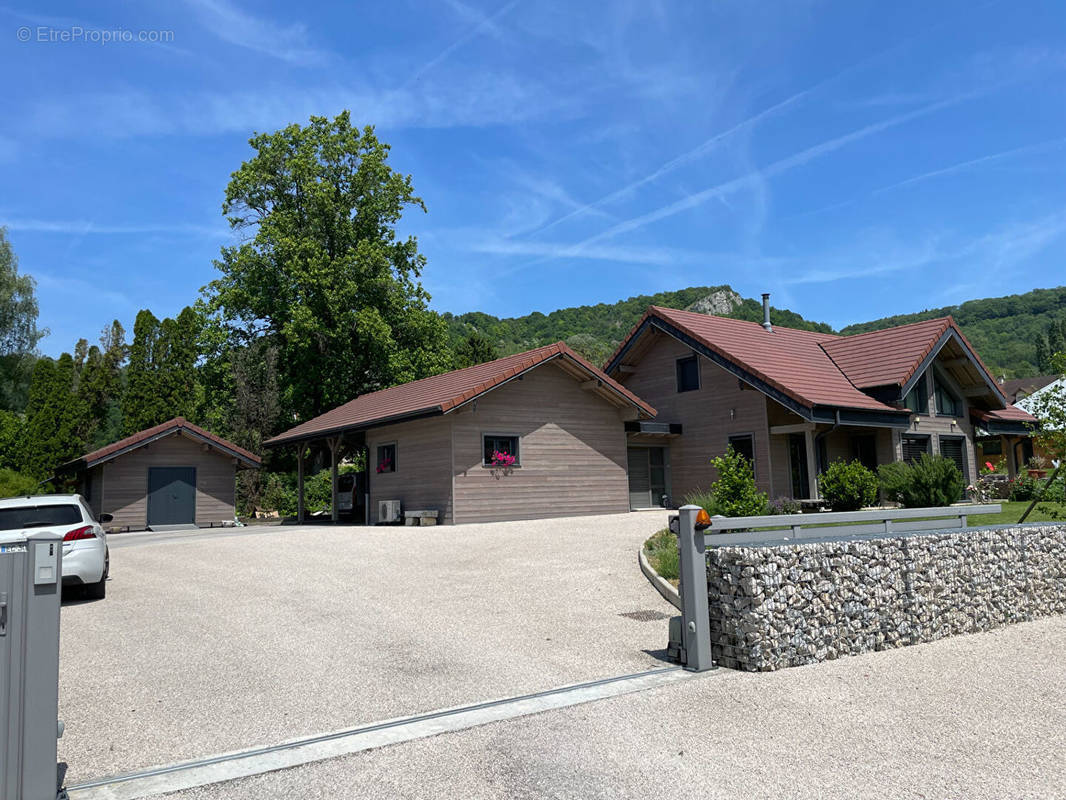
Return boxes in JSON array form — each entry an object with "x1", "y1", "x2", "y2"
[
  {"x1": 1012, "y1": 376, "x2": 1065, "y2": 467},
  {"x1": 998, "y1": 374, "x2": 1060, "y2": 404},
  {"x1": 604, "y1": 302, "x2": 1036, "y2": 506},
  {"x1": 265, "y1": 342, "x2": 656, "y2": 524},
  {"x1": 58, "y1": 417, "x2": 261, "y2": 531}
]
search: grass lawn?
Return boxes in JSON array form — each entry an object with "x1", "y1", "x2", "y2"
[{"x1": 965, "y1": 500, "x2": 1066, "y2": 525}]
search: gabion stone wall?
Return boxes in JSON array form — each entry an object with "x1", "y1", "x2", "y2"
[{"x1": 705, "y1": 524, "x2": 1066, "y2": 671}]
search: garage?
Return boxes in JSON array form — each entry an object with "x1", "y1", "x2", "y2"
[{"x1": 58, "y1": 417, "x2": 261, "y2": 531}]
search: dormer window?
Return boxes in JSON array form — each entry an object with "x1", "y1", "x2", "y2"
[
  {"x1": 934, "y1": 376, "x2": 961, "y2": 417},
  {"x1": 903, "y1": 373, "x2": 928, "y2": 414}
]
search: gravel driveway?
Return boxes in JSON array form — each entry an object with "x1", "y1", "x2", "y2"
[
  {"x1": 58, "y1": 511, "x2": 673, "y2": 783},
  {"x1": 159, "y1": 615, "x2": 1066, "y2": 800}
]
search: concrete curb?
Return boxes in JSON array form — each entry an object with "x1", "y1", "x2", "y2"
[{"x1": 638, "y1": 546, "x2": 681, "y2": 611}]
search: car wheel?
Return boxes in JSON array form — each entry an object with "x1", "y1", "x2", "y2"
[{"x1": 85, "y1": 552, "x2": 108, "y2": 600}]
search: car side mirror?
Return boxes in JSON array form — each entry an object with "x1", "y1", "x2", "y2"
[{"x1": 99, "y1": 513, "x2": 113, "y2": 523}]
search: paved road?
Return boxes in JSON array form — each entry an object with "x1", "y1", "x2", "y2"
[
  {"x1": 159, "y1": 615, "x2": 1066, "y2": 800},
  {"x1": 58, "y1": 511, "x2": 674, "y2": 782}
]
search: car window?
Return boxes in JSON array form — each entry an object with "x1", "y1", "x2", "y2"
[{"x1": 0, "y1": 504, "x2": 82, "y2": 530}]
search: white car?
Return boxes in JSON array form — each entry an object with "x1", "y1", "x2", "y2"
[{"x1": 0, "y1": 494, "x2": 109, "y2": 599}]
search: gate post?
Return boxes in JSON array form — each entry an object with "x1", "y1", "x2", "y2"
[{"x1": 678, "y1": 504, "x2": 713, "y2": 672}]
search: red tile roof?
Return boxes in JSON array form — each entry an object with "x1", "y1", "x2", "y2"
[
  {"x1": 265, "y1": 342, "x2": 656, "y2": 446},
  {"x1": 970, "y1": 405, "x2": 1037, "y2": 424},
  {"x1": 633, "y1": 307, "x2": 901, "y2": 413},
  {"x1": 66, "y1": 417, "x2": 261, "y2": 469},
  {"x1": 820, "y1": 317, "x2": 952, "y2": 389}
]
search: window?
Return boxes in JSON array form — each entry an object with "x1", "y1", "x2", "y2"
[
  {"x1": 938, "y1": 437, "x2": 968, "y2": 499},
  {"x1": 981, "y1": 438, "x2": 1003, "y2": 456},
  {"x1": 483, "y1": 434, "x2": 520, "y2": 467},
  {"x1": 0, "y1": 504, "x2": 82, "y2": 530},
  {"x1": 376, "y1": 443, "x2": 396, "y2": 473},
  {"x1": 728, "y1": 433, "x2": 755, "y2": 479},
  {"x1": 903, "y1": 373, "x2": 928, "y2": 414},
  {"x1": 676, "y1": 355, "x2": 700, "y2": 393},
  {"x1": 934, "y1": 376, "x2": 961, "y2": 417},
  {"x1": 901, "y1": 435, "x2": 930, "y2": 463}
]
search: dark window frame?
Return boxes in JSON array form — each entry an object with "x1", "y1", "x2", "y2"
[
  {"x1": 903, "y1": 373, "x2": 929, "y2": 414},
  {"x1": 676, "y1": 355, "x2": 700, "y2": 393},
  {"x1": 482, "y1": 433, "x2": 521, "y2": 467},
  {"x1": 376, "y1": 442, "x2": 396, "y2": 473},
  {"x1": 728, "y1": 433, "x2": 756, "y2": 480}
]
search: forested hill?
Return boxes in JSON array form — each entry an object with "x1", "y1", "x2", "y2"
[
  {"x1": 839, "y1": 286, "x2": 1066, "y2": 378},
  {"x1": 443, "y1": 286, "x2": 833, "y2": 367},
  {"x1": 446, "y1": 284, "x2": 1066, "y2": 379}
]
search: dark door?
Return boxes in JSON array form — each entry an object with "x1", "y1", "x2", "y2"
[
  {"x1": 789, "y1": 434, "x2": 810, "y2": 499},
  {"x1": 627, "y1": 448, "x2": 651, "y2": 509},
  {"x1": 147, "y1": 467, "x2": 196, "y2": 526}
]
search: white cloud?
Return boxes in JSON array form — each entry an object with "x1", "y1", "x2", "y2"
[
  {"x1": 0, "y1": 218, "x2": 227, "y2": 237},
  {"x1": 181, "y1": 0, "x2": 332, "y2": 66}
]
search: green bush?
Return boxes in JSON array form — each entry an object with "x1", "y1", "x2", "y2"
[
  {"x1": 818, "y1": 460, "x2": 879, "y2": 511},
  {"x1": 878, "y1": 454, "x2": 965, "y2": 508},
  {"x1": 696, "y1": 445, "x2": 769, "y2": 517},
  {"x1": 1007, "y1": 473, "x2": 1038, "y2": 502},
  {"x1": 0, "y1": 468, "x2": 41, "y2": 499}
]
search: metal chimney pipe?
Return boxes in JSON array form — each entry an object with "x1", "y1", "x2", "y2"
[{"x1": 761, "y1": 293, "x2": 772, "y2": 332}]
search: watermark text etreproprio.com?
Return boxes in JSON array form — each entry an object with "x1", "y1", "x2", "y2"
[{"x1": 16, "y1": 25, "x2": 175, "y2": 44}]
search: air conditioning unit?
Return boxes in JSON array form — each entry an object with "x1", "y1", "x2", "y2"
[{"x1": 378, "y1": 500, "x2": 401, "y2": 524}]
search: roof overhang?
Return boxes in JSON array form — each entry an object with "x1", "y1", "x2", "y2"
[
  {"x1": 899, "y1": 326, "x2": 1008, "y2": 406},
  {"x1": 61, "y1": 426, "x2": 261, "y2": 472},
  {"x1": 264, "y1": 409, "x2": 441, "y2": 448}
]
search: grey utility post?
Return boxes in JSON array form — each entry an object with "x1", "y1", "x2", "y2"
[
  {"x1": 1, "y1": 529, "x2": 64, "y2": 800},
  {"x1": 677, "y1": 505, "x2": 713, "y2": 672}
]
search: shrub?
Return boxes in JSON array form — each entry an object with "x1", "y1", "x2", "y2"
[
  {"x1": 643, "y1": 528, "x2": 679, "y2": 581},
  {"x1": 769, "y1": 496, "x2": 802, "y2": 515},
  {"x1": 1007, "y1": 473, "x2": 1038, "y2": 502},
  {"x1": 0, "y1": 468, "x2": 40, "y2": 499},
  {"x1": 700, "y1": 445, "x2": 769, "y2": 517},
  {"x1": 818, "y1": 460, "x2": 879, "y2": 511},
  {"x1": 877, "y1": 454, "x2": 965, "y2": 508}
]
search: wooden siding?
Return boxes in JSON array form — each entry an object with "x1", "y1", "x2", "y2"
[
  {"x1": 367, "y1": 416, "x2": 454, "y2": 524},
  {"x1": 99, "y1": 433, "x2": 237, "y2": 529},
  {"x1": 451, "y1": 362, "x2": 630, "y2": 523},
  {"x1": 617, "y1": 330, "x2": 772, "y2": 501}
]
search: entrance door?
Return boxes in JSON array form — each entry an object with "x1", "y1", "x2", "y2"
[
  {"x1": 788, "y1": 434, "x2": 810, "y2": 499},
  {"x1": 147, "y1": 467, "x2": 196, "y2": 526},
  {"x1": 627, "y1": 447, "x2": 669, "y2": 509}
]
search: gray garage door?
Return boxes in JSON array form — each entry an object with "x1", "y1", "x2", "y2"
[{"x1": 147, "y1": 467, "x2": 196, "y2": 526}]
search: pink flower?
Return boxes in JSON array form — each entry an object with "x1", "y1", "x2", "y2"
[{"x1": 985, "y1": 461, "x2": 994, "y2": 471}]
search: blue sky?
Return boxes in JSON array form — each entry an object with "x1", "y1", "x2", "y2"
[{"x1": 2, "y1": 0, "x2": 1065, "y2": 356}]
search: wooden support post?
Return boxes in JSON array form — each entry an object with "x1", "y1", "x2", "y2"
[
  {"x1": 296, "y1": 445, "x2": 305, "y2": 524},
  {"x1": 328, "y1": 436, "x2": 341, "y2": 524},
  {"x1": 804, "y1": 428, "x2": 820, "y2": 500}
]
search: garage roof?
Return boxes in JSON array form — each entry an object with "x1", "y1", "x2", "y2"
[
  {"x1": 62, "y1": 417, "x2": 261, "y2": 471},
  {"x1": 265, "y1": 341, "x2": 656, "y2": 447}
]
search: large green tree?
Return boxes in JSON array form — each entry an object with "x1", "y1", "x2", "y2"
[
  {"x1": 202, "y1": 112, "x2": 453, "y2": 423},
  {"x1": 0, "y1": 228, "x2": 46, "y2": 410},
  {"x1": 77, "y1": 321, "x2": 127, "y2": 448},
  {"x1": 124, "y1": 307, "x2": 201, "y2": 434},
  {"x1": 19, "y1": 354, "x2": 83, "y2": 479}
]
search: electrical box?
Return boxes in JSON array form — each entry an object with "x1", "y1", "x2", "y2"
[
  {"x1": 1, "y1": 529, "x2": 64, "y2": 800},
  {"x1": 377, "y1": 500, "x2": 401, "y2": 524}
]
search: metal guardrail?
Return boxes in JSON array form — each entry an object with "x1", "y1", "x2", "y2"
[
  {"x1": 670, "y1": 503, "x2": 1003, "y2": 673},
  {"x1": 700, "y1": 504, "x2": 1002, "y2": 546}
]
